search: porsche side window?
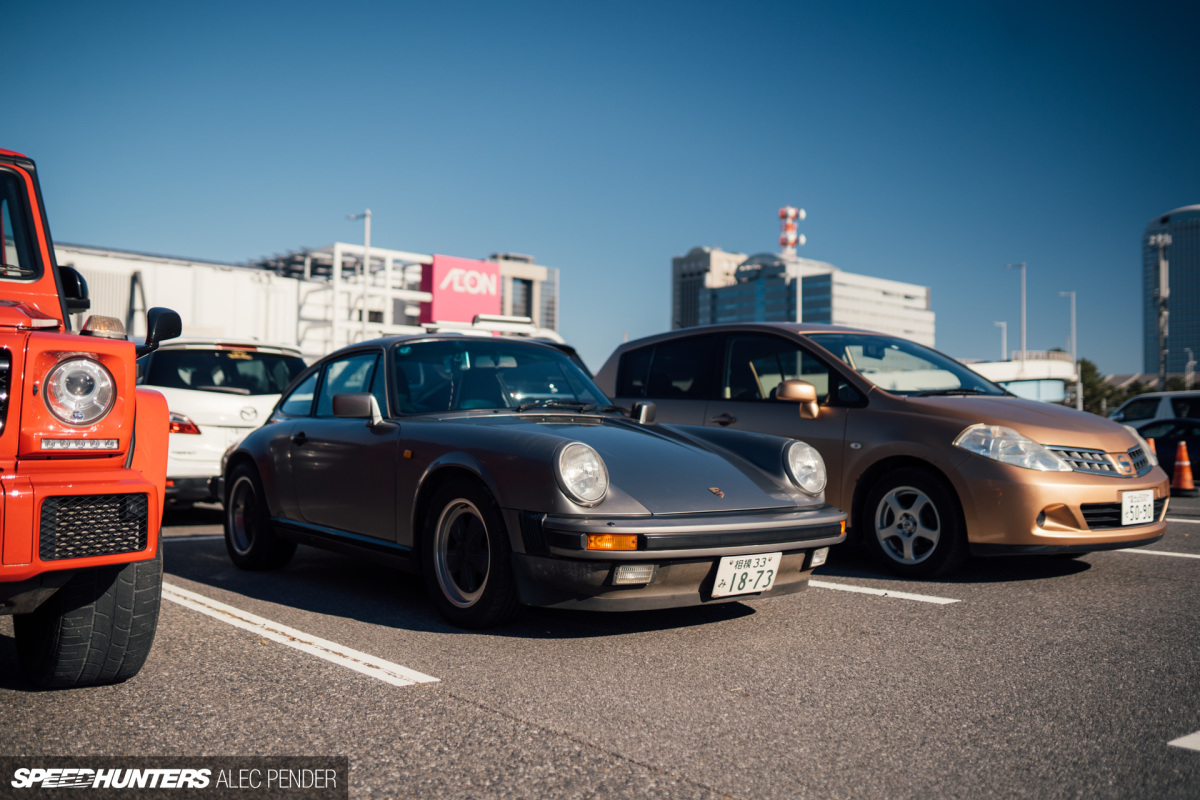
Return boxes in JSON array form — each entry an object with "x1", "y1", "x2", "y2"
[
  {"x1": 316, "y1": 353, "x2": 379, "y2": 417},
  {"x1": 725, "y1": 334, "x2": 832, "y2": 403},
  {"x1": 279, "y1": 372, "x2": 318, "y2": 417}
]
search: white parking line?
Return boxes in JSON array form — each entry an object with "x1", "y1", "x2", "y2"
[
  {"x1": 161, "y1": 582, "x2": 439, "y2": 687},
  {"x1": 1167, "y1": 517, "x2": 1200, "y2": 525},
  {"x1": 810, "y1": 580, "x2": 960, "y2": 605},
  {"x1": 1169, "y1": 731, "x2": 1200, "y2": 752},
  {"x1": 1117, "y1": 548, "x2": 1200, "y2": 560}
]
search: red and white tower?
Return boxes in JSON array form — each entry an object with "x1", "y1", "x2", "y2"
[{"x1": 779, "y1": 206, "x2": 806, "y2": 257}]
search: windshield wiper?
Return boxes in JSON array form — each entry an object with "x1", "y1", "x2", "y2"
[
  {"x1": 912, "y1": 388, "x2": 992, "y2": 397},
  {"x1": 516, "y1": 399, "x2": 596, "y2": 412}
]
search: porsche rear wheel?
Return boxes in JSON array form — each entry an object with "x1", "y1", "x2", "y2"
[
  {"x1": 225, "y1": 464, "x2": 295, "y2": 570},
  {"x1": 423, "y1": 479, "x2": 519, "y2": 628}
]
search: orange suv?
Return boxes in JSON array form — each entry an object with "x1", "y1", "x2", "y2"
[
  {"x1": 0, "y1": 149, "x2": 180, "y2": 686},
  {"x1": 595, "y1": 323, "x2": 1169, "y2": 577}
]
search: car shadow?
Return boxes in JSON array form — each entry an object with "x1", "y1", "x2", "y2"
[
  {"x1": 162, "y1": 539, "x2": 758, "y2": 641},
  {"x1": 818, "y1": 543, "x2": 1091, "y2": 585}
]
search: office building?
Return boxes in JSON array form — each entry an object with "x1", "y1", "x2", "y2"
[
  {"x1": 1143, "y1": 205, "x2": 1200, "y2": 373},
  {"x1": 671, "y1": 246, "x2": 746, "y2": 328},
  {"x1": 686, "y1": 250, "x2": 935, "y2": 347}
]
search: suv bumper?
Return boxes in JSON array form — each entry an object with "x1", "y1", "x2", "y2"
[{"x1": 0, "y1": 468, "x2": 162, "y2": 585}]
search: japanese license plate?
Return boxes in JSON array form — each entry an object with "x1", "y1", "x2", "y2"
[
  {"x1": 1121, "y1": 489, "x2": 1155, "y2": 526},
  {"x1": 712, "y1": 552, "x2": 781, "y2": 598}
]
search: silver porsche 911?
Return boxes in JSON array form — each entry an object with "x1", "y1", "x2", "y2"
[{"x1": 221, "y1": 335, "x2": 846, "y2": 628}]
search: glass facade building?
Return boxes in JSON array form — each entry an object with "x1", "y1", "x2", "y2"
[
  {"x1": 1143, "y1": 205, "x2": 1200, "y2": 373},
  {"x1": 694, "y1": 252, "x2": 936, "y2": 347}
]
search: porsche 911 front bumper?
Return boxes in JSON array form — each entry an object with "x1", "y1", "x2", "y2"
[{"x1": 507, "y1": 504, "x2": 846, "y2": 611}]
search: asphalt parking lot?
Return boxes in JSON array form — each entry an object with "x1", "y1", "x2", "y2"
[{"x1": 3, "y1": 498, "x2": 1199, "y2": 799}]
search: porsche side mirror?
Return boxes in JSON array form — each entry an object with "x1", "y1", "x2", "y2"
[
  {"x1": 632, "y1": 401, "x2": 656, "y2": 424},
  {"x1": 775, "y1": 380, "x2": 819, "y2": 420},
  {"x1": 332, "y1": 392, "x2": 385, "y2": 427}
]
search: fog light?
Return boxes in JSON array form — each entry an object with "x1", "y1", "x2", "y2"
[
  {"x1": 810, "y1": 547, "x2": 830, "y2": 568},
  {"x1": 41, "y1": 438, "x2": 119, "y2": 450},
  {"x1": 1037, "y1": 511, "x2": 1046, "y2": 527},
  {"x1": 612, "y1": 564, "x2": 656, "y2": 585},
  {"x1": 587, "y1": 533, "x2": 638, "y2": 551}
]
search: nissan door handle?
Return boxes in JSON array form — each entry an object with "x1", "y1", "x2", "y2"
[
  {"x1": 292, "y1": 431, "x2": 308, "y2": 445},
  {"x1": 710, "y1": 413, "x2": 736, "y2": 426}
]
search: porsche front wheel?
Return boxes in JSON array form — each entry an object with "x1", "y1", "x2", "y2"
[{"x1": 422, "y1": 480, "x2": 519, "y2": 628}]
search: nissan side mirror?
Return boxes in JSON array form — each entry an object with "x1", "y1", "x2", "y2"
[
  {"x1": 775, "y1": 380, "x2": 819, "y2": 420},
  {"x1": 135, "y1": 308, "x2": 182, "y2": 357}
]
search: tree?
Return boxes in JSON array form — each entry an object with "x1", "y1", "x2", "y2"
[{"x1": 1079, "y1": 358, "x2": 1121, "y2": 416}]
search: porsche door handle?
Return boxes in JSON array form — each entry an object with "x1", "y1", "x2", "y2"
[
  {"x1": 710, "y1": 413, "x2": 736, "y2": 426},
  {"x1": 292, "y1": 431, "x2": 308, "y2": 445}
]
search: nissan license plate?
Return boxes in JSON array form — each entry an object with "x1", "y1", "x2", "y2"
[
  {"x1": 712, "y1": 552, "x2": 781, "y2": 598},
  {"x1": 1121, "y1": 489, "x2": 1154, "y2": 526}
]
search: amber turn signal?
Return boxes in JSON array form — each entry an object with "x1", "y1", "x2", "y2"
[{"x1": 586, "y1": 533, "x2": 638, "y2": 551}]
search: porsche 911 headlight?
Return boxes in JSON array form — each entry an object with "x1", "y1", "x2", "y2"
[
  {"x1": 44, "y1": 358, "x2": 115, "y2": 426},
  {"x1": 555, "y1": 442, "x2": 609, "y2": 506},
  {"x1": 953, "y1": 424, "x2": 1071, "y2": 471},
  {"x1": 784, "y1": 440, "x2": 827, "y2": 495}
]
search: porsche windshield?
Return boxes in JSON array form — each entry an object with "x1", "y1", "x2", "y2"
[
  {"x1": 807, "y1": 332, "x2": 1007, "y2": 396},
  {"x1": 393, "y1": 339, "x2": 609, "y2": 413}
]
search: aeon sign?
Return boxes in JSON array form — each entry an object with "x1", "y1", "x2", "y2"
[{"x1": 419, "y1": 255, "x2": 501, "y2": 324}]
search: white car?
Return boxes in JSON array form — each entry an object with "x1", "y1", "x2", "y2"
[
  {"x1": 137, "y1": 339, "x2": 308, "y2": 504},
  {"x1": 1110, "y1": 391, "x2": 1200, "y2": 425}
]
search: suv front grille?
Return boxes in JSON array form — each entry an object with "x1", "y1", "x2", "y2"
[
  {"x1": 39, "y1": 494, "x2": 149, "y2": 560},
  {"x1": 1047, "y1": 445, "x2": 1154, "y2": 477},
  {"x1": 1079, "y1": 498, "x2": 1166, "y2": 530}
]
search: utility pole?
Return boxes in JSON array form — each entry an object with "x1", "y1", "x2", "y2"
[
  {"x1": 1060, "y1": 291, "x2": 1081, "y2": 411},
  {"x1": 1150, "y1": 233, "x2": 1172, "y2": 389},
  {"x1": 1006, "y1": 263, "x2": 1026, "y2": 369},
  {"x1": 349, "y1": 210, "x2": 372, "y2": 342}
]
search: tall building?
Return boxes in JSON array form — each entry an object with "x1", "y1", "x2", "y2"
[
  {"x1": 671, "y1": 246, "x2": 746, "y2": 328},
  {"x1": 684, "y1": 250, "x2": 935, "y2": 346},
  {"x1": 1143, "y1": 205, "x2": 1200, "y2": 373}
]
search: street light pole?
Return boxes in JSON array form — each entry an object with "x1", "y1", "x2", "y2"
[
  {"x1": 1187, "y1": 348, "x2": 1195, "y2": 391},
  {"x1": 1060, "y1": 291, "x2": 1081, "y2": 411},
  {"x1": 1149, "y1": 233, "x2": 1172, "y2": 389},
  {"x1": 994, "y1": 321, "x2": 1007, "y2": 361},
  {"x1": 1006, "y1": 263, "x2": 1026, "y2": 369},
  {"x1": 349, "y1": 209, "x2": 372, "y2": 341}
]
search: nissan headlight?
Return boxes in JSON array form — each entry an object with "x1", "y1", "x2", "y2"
[
  {"x1": 784, "y1": 440, "x2": 827, "y2": 494},
  {"x1": 44, "y1": 358, "x2": 115, "y2": 426},
  {"x1": 953, "y1": 424, "x2": 1071, "y2": 472},
  {"x1": 555, "y1": 442, "x2": 609, "y2": 506},
  {"x1": 1124, "y1": 425, "x2": 1159, "y2": 467}
]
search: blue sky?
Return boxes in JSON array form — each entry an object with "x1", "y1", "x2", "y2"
[{"x1": 6, "y1": 1, "x2": 1198, "y2": 373}]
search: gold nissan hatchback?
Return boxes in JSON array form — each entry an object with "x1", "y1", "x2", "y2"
[{"x1": 595, "y1": 323, "x2": 1169, "y2": 578}]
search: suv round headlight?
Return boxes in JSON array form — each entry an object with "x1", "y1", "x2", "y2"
[
  {"x1": 45, "y1": 358, "x2": 115, "y2": 426},
  {"x1": 555, "y1": 442, "x2": 609, "y2": 506},
  {"x1": 784, "y1": 440, "x2": 827, "y2": 495}
]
